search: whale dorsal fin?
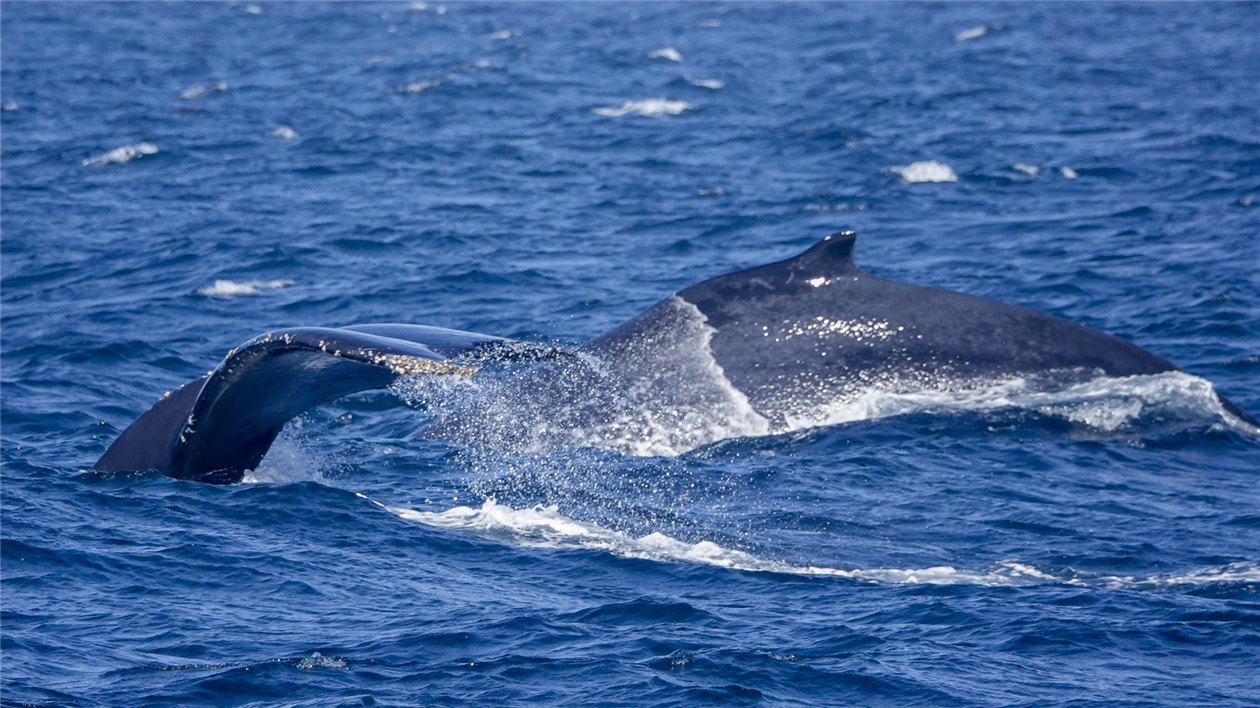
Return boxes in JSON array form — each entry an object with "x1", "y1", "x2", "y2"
[
  {"x1": 784, "y1": 230, "x2": 858, "y2": 275},
  {"x1": 669, "y1": 231, "x2": 863, "y2": 328}
]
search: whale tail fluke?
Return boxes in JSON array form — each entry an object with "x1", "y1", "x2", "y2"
[{"x1": 92, "y1": 324, "x2": 539, "y2": 484}]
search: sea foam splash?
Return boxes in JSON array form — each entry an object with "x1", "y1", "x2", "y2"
[
  {"x1": 82, "y1": 141, "x2": 158, "y2": 167},
  {"x1": 402, "y1": 292, "x2": 1250, "y2": 458},
  {"x1": 782, "y1": 370, "x2": 1250, "y2": 435},
  {"x1": 593, "y1": 98, "x2": 693, "y2": 118},
  {"x1": 886, "y1": 160, "x2": 958, "y2": 183},
  {"x1": 198, "y1": 279, "x2": 294, "y2": 297},
  {"x1": 384, "y1": 498, "x2": 1259, "y2": 590}
]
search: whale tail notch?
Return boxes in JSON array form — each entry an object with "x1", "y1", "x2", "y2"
[{"x1": 93, "y1": 324, "x2": 552, "y2": 484}]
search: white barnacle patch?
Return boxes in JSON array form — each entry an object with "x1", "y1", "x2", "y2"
[
  {"x1": 781, "y1": 316, "x2": 899, "y2": 342},
  {"x1": 373, "y1": 353, "x2": 479, "y2": 377},
  {"x1": 807, "y1": 276, "x2": 828, "y2": 288}
]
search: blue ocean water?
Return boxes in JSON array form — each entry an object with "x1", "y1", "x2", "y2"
[{"x1": 3, "y1": 1, "x2": 1259, "y2": 705}]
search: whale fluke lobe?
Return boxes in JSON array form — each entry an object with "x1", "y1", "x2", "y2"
[
  {"x1": 94, "y1": 325, "x2": 508, "y2": 483},
  {"x1": 95, "y1": 232, "x2": 1256, "y2": 483}
]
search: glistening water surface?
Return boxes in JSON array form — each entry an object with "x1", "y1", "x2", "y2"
[{"x1": 3, "y1": 2, "x2": 1259, "y2": 706}]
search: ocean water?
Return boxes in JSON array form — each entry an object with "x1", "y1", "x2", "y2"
[{"x1": 3, "y1": 2, "x2": 1259, "y2": 706}]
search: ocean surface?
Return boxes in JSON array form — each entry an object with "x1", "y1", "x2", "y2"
[{"x1": 3, "y1": 2, "x2": 1259, "y2": 706}]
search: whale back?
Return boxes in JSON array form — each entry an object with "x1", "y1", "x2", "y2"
[{"x1": 665, "y1": 231, "x2": 1180, "y2": 424}]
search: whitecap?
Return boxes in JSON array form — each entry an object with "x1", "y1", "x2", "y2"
[
  {"x1": 886, "y1": 160, "x2": 958, "y2": 183},
  {"x1": 384, "y1": 498, "x2": 1259, "y2": 592},
  {"x1": 648, "y1": 47, "x2": 683, "y2": 62},
  {"x1": 697, "y1": 19, "x2": 721, "y2": 28},
  {"x1": 955, "y1": 25, "x2": 988, "y2": 42},
  {"x1": 1060, "y1": 166, "x2": 1079, "y2": 179},
  {"x1": 782, "y1": 371, "x2": 1252, "y2": 434},
  {"x1": 2, "y1": 102, "x2": 18, "y2": 112},
  {"x1": 269, "y1": 125, "x2": 298, "y2": 139},
  {"x1": 383, "y1": 499, "x2": 1061, "y2": 586},
  {"x1": 366, "y1": 54, "x2": 393, "y2": 65},
  {"x1": 82, "y1": 141, "x2": 158, "y2": 167},
  {"x1": 1013, "y1": 163, "x2": 1039, "y2": 177},
  {"x1": 243, "y1": 3, "x2": 261, "y2": 15},
  {"x1": 1095, "y1": 562, "x2": 1260, "y2": 590},
  {"x1": 197, "y1": 279, "x2": 294, "y2": 297},
  {"x1": 691, "y1": 78, "x2": 724, "y2": 90},
  {"x1": 179, "y1": 81, "x2": 226, "y2": 100},
  {"x1": 296, "y1": 652, "x2": 347, "y2": 671},
  {"x1": 393, "y1": 79, "x2": 440, "y2": 95},
  {"x1": 592, "y1": 98, "x2": 693, "y2": 118},
  {"x1": 490, "y1": 29, "x2": 519, "y2": 40}
]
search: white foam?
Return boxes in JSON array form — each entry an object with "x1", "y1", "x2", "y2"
[
  {"x1": 296, "y1": 652, "x2": 346, "y2": 670},
  {"x1": 592, "y1": 98, "x2": 693, "y2": 118},
  {"x1": 179, "y1": 81, "x2": 226, "y2": 100},
  {"x1": 2, "y1": 102, "x2": 18, "y2": 112},
  {"x1": 386, "y1": 499, "x2": 1255, "y2": 590},
  {"x1": 955, "y1": 25, "x2": 988, "y2": 42},
  {"x1": 490, "y1": 29, "x2": 520, "y2": 40},
  {"x1": 1060, "y1": 166, "x2": 1079, "y2": 179},
  {"x1": 691, "y1": 78, "x2": 724, "y2": 90},
  {"x1": 1094, "y1": 562, "x2": 1260, "y2": 590},
  {"x1": 783, "y1": 371, "x2": 1248, "y2": 434},
  {"x1": 400, "y1": 1, "x2": 442, "y2": 12},
  {"x1": 698, "y1": 19, "x2": 722, "y2": 28},
  {"x1": 648, "y1": 47, "x2": 683, "y2": 62},
  {"x1": 886, "y1": 160, "x2": 958, "y2": 183},
  {"x1": 243, "y1": 418, "x2": 333, "y2": 484},
  {"x1": 197, "y1": 279, "x2": 294, "y2": 297},
  {"x1": 1013, "y1": 163, "x2": 1039, "y2": 177},
  {"x1": 82, "y1": 141, "x2": 158, "y2": 167},
  {"x1": 394, "y1": 80, "x2": 440, "y2": 95},
  {"x1": 270, "y1": 125, "x2": 298, "y2": 139},
  {"x1": 583, "y1": 298, "x2": 770, "y2": 456}
]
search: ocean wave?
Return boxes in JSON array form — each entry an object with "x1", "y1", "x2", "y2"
[{"x1": 593, "y1": 98, "x2": 693, "y2": 118}]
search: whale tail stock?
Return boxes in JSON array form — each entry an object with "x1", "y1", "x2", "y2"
[{"x1": 93, "y1": 324, "x2": 560, "y2": 484}]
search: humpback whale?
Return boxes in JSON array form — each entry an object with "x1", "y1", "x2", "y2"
[{"x1": 94, "y1": 231, "x2": 1256, "y2": 483}]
